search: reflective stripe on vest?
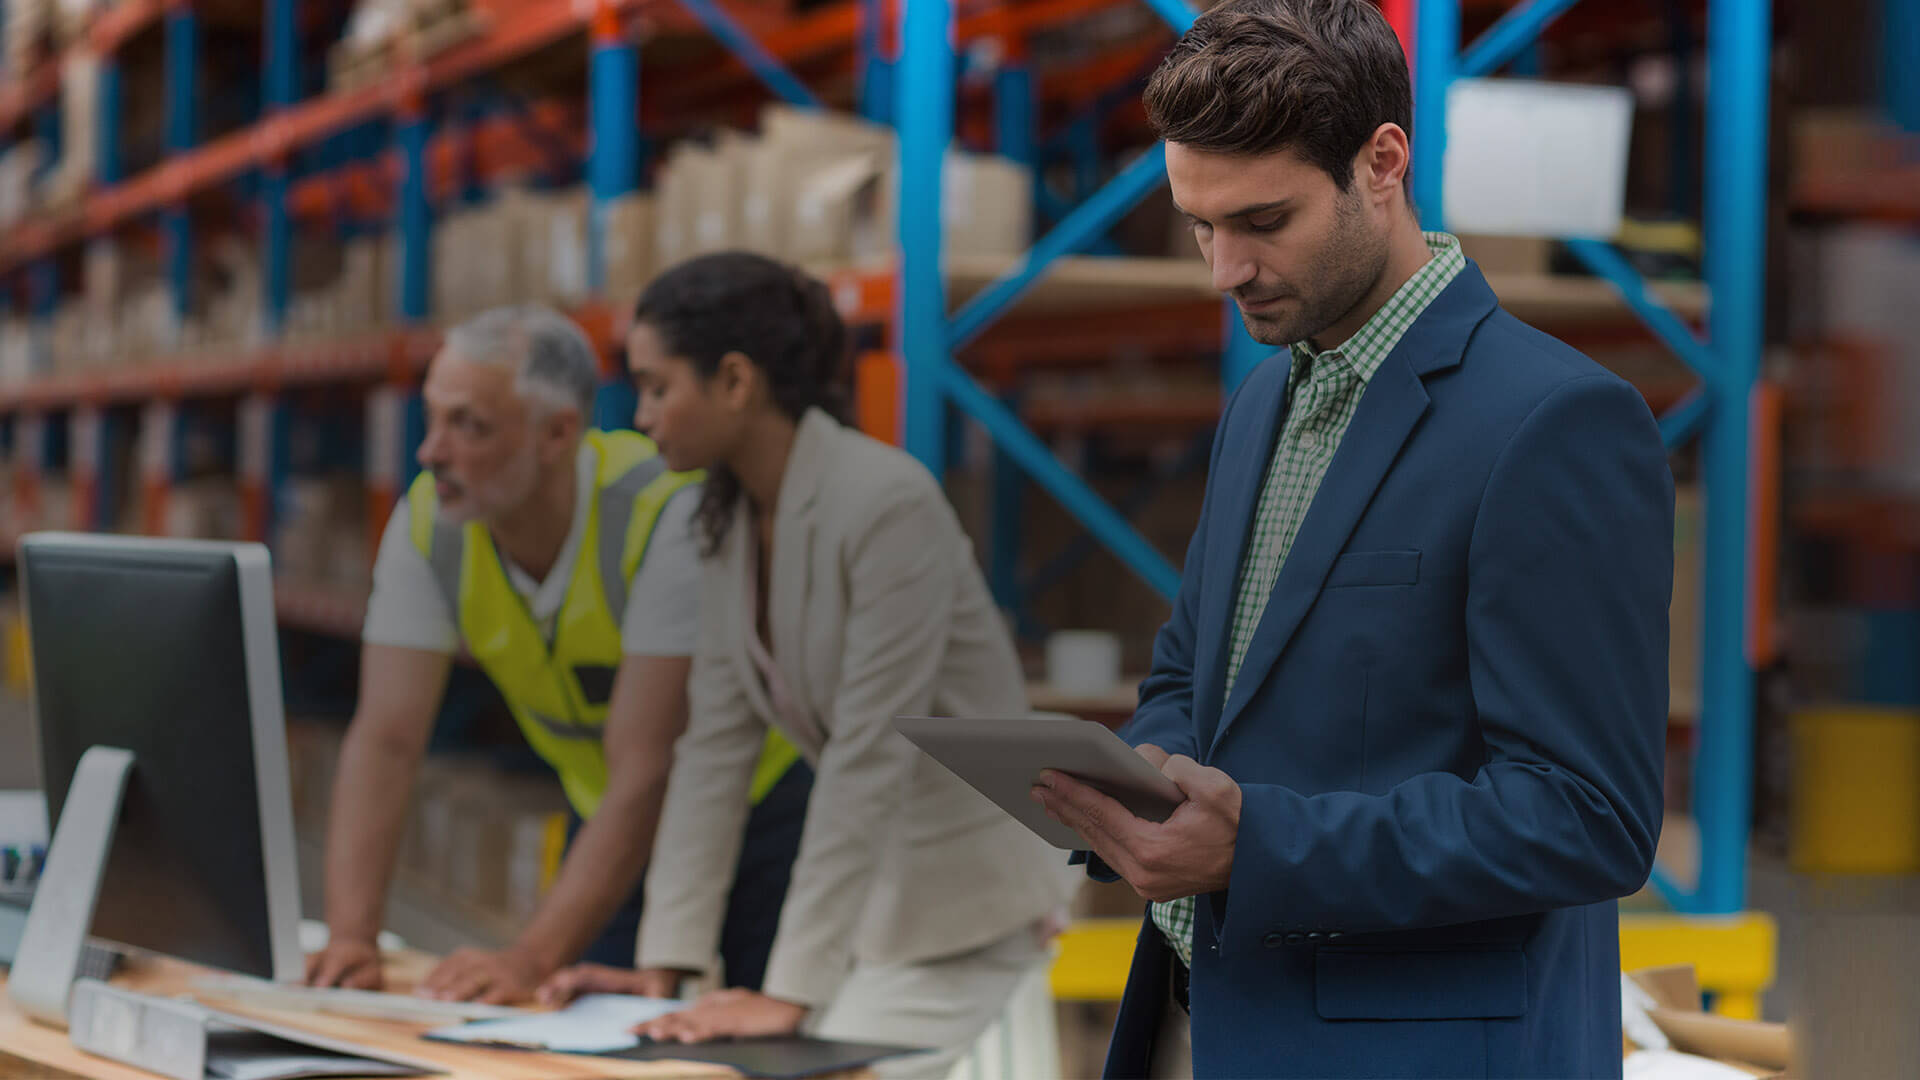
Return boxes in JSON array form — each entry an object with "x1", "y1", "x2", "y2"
[{"x1": 409, "y1": 429, "x2": 800, "y2": 818}]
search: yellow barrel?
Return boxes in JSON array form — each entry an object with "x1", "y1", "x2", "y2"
[{"x1": 1790, "y1": 705, "x2": 1920, "y2": 873}]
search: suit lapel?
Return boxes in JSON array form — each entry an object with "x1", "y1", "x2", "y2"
[
  {"x1": 769, "y1": 410, "x2": 829, "y2": 727},
  {"x1": 1192, "y1": 367, "x2": 1292, "y2": 755},
  {"x1": 1206, "y1": 266, "x2": 1500, "y2": 756},
  {"x1": 727, "y1": 501, "x2": 780, "y2": 726}
]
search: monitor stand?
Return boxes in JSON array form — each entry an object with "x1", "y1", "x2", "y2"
[{"x1": 7, "y1": 745, "x2": 135, "y2": 1028}]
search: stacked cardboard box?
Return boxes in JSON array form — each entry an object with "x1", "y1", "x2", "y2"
[
  {"x1": 38, "y1": 52, "x2": 101, "y2": 210},
  {"x1": 504, "y1": 186, "x2": 592, "y2": 308},
  {"x1": 0, "y1": 317, "x2": 40, "y2": 386},
  {"x1": 653, "y1": 106, "x2": 1035, "y2": 273},
  {"x1": 0, "y1": 141, "x2": 45, "y2": 230},
  {"x1": 275, "y1": 472, "x2": 370, "y2": 589},
  {"x1": 287, "y1": 722, "x2": 568, "y2": 928},
  {"x1": 3, "y1": 0, "x2": 51, "y2": 75},
  {"x1": 600, "y1": 191, "x2": 655, "y2": 308},
  {"x1": 52, "y1": 0, "x2": 108, "y2": 46},
  {"x1": 162, "y1": 478, "x2": 243, "y2": 541},
  {"x1": 434, "y1": 200, "x2": 524, "y2": 321}
]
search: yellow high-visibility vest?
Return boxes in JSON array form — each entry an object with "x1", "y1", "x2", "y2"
[{"x1": 408, "y1": 429, "x2": 800, "y2": 818}]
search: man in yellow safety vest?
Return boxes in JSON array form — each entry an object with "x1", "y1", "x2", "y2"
[{"x1": 306, "y1": 304, "x2": 808, "y2": 1004}]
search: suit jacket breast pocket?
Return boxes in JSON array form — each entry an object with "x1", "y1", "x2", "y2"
[{"x1": 1324, "y1": 550, "x2": 1421, "y2": 589}]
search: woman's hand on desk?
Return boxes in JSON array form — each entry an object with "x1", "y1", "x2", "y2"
[
  {"x1": 535, "y1": 964, "x2": 686, "y2": 1006},
  {"x1": 305, "y1": 939, "x2": 384, "y2": 991},
  {"x1": 417, "y1": 946, "x2": 547, "y2": 1004},
  {"x1": 634, "y1": 989, "x2": 809, "y2": 1043}
]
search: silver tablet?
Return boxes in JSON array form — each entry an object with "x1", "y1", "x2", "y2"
[{"x1": 894, "y1": 715, "x2": 1186, "y2": 850}]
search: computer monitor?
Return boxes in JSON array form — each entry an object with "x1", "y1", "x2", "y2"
[{"x1": 8, "y1": 533, "x2": 302, "y2": 1026}]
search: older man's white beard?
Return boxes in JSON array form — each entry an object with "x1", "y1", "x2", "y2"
[{"x1": 435, "y1": 450, "x2": 544, "y2": 527}]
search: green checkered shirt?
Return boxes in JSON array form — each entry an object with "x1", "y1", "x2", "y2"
[{"x1": 1150, "y1": 232, "x2": 1466, "y2": 969}]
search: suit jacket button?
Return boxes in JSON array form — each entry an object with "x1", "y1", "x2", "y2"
[
  {"x1": 1327, "y1": 931, "x2": 1344, "y2": 940},
  {"x1": 1283, "y1": 932, "x2": 1306, "y2": 946},
  {"x1": 1307, "y1": 932, "x2": 1326, "y2": 943},
  {"x1": 1262, "y1": 932, "x2": 1285, "y2": 949}
]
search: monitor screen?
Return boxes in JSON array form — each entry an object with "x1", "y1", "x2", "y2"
[{"x1": 21, "y1": 538, "x2": 295, "y2": 979}]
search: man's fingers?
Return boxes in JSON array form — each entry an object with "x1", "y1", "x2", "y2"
[
  {"x1": 1136, "y1": 744, "x2": 1171, "y2": 769},
  {"x1": 440, "y1": 969, "x2": 492, "y2": 1004},
  {"x1": 340, "y1": 962, "x2": 383, "y2": 991},
  {"x1": 1161, "y1": 754, "x2": 1239, "y2": 808},
  {"x1": 1034, "y1": 776, "x2": 1146, "y2": 883}
]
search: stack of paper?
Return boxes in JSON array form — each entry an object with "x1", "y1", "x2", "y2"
[{"x1": 426, "y1": 994, "x2": 687, "y2": 1054}]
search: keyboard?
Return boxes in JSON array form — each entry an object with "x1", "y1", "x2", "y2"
[{"x1": 187, "y1": 975, "x2": 529, "y2": 1025}]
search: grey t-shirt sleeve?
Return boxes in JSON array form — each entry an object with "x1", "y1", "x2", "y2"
[
  {"x1": 620, "y1": 484, "x2": 704, "y2": 657},
  {"x1": 361, "y1": 497, "x2": 460, "y2": 654}
]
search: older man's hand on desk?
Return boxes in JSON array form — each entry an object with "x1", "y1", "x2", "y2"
[
  {"x1": 635, "y1": 989, "x2": 809, "y2": 1043},
  {"x1": 416, "y1": 946, "x2": 547, "y2": 1004},
  {"x1": 1032, "y1": 743, "x2": 1242, "y2": 902},
  {"x1": 305, "y1": 939, "x2": 384, "y2": 991}
]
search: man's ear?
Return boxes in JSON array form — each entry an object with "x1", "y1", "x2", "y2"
[
  {"x1": 540, "y1": 404, "x2": 585, "y2": 463},
  {"x1": 1357, "y1": 122, "x2": 1411, "y2": 203}
]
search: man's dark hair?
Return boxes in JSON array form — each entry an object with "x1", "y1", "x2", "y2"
[{"x1": 1143, "y1": 0, "x2": 1413, "y2": 191}]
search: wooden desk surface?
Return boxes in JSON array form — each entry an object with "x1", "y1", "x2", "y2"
[{"x1": 0, "y1": 952, "x2": 867, "y2": 1079}]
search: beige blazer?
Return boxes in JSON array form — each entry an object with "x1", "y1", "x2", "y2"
[{"x1": 636, "y1": 409, "x2": 1077, "y2": 1009}]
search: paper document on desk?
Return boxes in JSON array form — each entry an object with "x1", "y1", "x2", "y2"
[{"x1": 426, "y1": 994, "x2": 686, "y2": 1053}]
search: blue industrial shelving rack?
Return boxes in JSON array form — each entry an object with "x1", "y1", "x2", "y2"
[{"x1": 0, "y1": 0, "x2": 1776, "y2": 915}]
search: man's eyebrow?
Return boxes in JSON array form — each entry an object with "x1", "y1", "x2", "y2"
[{"x1": 1172, "y1": 199, "x2": 1295, "y2": 222}]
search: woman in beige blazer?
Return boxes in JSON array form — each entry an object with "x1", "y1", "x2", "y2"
[{"x1": 539, "y1": 253, "x2": 1077, "y2": 1076}]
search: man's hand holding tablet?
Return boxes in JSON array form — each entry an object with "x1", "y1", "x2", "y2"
[
  {"x1": 1033, "y1": 743, "x2": 1242, "y2": 902},
  {"x1": 892, "y1": 715, "x2": 1241, "y2": 899}
]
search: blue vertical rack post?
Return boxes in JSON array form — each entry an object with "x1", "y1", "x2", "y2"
[
  {"x1": 262, "y1": 0, "x2": 297, "y2": 336},
  {"x1": 987, "y1": 38, "x2": 1035, "y2": 613},
  {"x1": 1410, "y1": 0, "x2": 1772, "y2": 915},
  {"x1": 895, "y1": 0, "x2": 1196, "y2": 603},
  {"x1": 588, "y1": 3, "x2": 641, "y2": 430},
  {"x1": 164, "y1": 4, "x2": 199, "y2": 338}
]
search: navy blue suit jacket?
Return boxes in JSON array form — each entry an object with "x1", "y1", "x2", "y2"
[{"x1": 1097, "y1": 263, "x2": 1672, "y2": 1079}]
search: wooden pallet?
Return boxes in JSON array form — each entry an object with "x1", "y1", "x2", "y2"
[{"x1": 327, "y1": 8, "x2": 489, "y2": 93}]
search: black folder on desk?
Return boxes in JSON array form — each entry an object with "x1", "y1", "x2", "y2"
[{"x1": 602, "y1": 1035, "x2": 927, "y2": 1079}]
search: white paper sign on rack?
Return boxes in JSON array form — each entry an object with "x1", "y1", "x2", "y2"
[{"x1": 1442, "y1": 77, "x2": 1635, "y2": 239}]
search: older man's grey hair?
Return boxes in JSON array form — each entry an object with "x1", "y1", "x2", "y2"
[{"x1": 444, "y1": 304, "x2": 600, "y2": 421}]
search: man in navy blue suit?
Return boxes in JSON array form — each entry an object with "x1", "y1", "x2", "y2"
[{"x1": 1031, "y1": 1, "x2": 1672, "y2": 1076}]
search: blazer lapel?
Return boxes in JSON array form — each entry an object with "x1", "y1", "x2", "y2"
[
  {"x1": 1192, "y1": 368, "x2": 1291, "y2": 755},
  {"x1": 726, "y1": 500, "x2": 780, "y2": 727},
  {"x1": 769, "y1": 410, "x2": 830, "y2": 730},
  {"x1": 1207, "y1": 266, "x2": 1500, "y2": 756}
]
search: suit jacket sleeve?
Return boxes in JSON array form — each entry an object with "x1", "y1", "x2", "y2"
[
  {"x1": 1220, "y1": 375, "x2": 1671, "y2": 944},
  {"x1": 635, "y1": 558, "x2": 766, "y2": 974},
  {"x1": 757, "y1": 484, "x2": 952, "y2": 1009}
]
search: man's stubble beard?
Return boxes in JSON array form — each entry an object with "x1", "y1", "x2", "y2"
[{"x1": 1239, "y1": 187, "x2": 1389, "y2": 349}]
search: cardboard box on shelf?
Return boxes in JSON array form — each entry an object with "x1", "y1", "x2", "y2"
[
  {"x1": 39, "y1": 51, "x2": 101, "y2": 209},
  {"x1": 505, "y1": 186, "x2": 591, "y2": 306},
  {"x1": 0, "y1": 140, "x2": 46, "y2": 229},
  {"x1": 601, "y1": 192, "x2": 655, "y2": 307},
  {"x1": 163, "y1": 478, "x2": 243, "y2": 541},
  {"x1": 654, "y1": 134, "x2": 751, "y2": 271},
  {"x1": 52, "y1": 0, "x2": 105, "y2": 45},
  {"x1": 1457, "y1": 232, "x2": 1553, "y2": 277},
  {"x1": 1624, "y1": 965, "x2": 1794, "y2": 1078},
  {"x1": 337, "y1": 235, "x2": 391, "y2": 331},
  {"x1": 759, "y1": 103, "x2": 893, "y2": 155},
  {"x1": 3, "y1": 0, "x2": 52, "y2": 75}
]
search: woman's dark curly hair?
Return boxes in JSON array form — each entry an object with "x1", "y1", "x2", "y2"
[{"x1": 633, "y1": 252, "x2": 850, "y2": 556}]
